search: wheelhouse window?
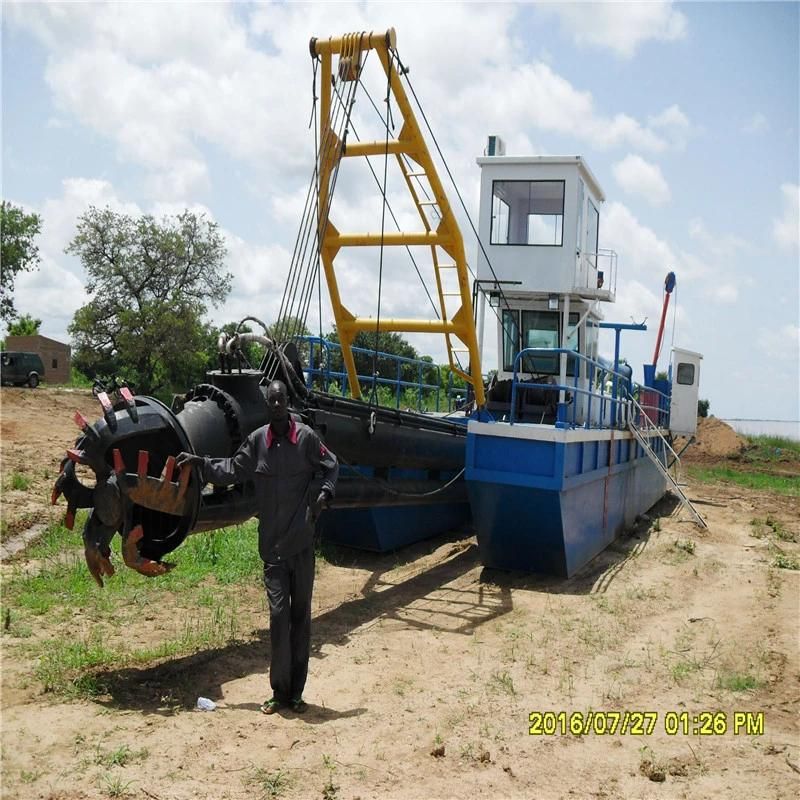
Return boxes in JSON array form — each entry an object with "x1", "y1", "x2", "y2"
[
  {"x1": 676, "y1": 362, "x2": 695, "y2": 385},
  {"x1": 491, "y1": 180, "x2": 565, "y2": 246},
  {"x1": 502, "y1": 310, "x2": 580, "y2": 375}
]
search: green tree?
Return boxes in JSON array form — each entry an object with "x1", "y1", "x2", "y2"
[
  {"x1": 212, "y1": 320, "x2": 262, "y2": 369},
  {"x1": 325, "y1": 328, "x2": 422, "y2": 380},
  {"x1": 697, "y1": 398, "x2": 710, "y2": 418},
  {"x1": 67, "y1": 207, "x2": 230, "y2": 396},
  {"x1": 322, "y1": 328, "x2": 451, "y2": 406},
  {"x1": 6, "y1": 313, "x2": 42, "y2": 336},
  {"x1": 0, "y1": 201, "x2": 42, "y2": 322}
]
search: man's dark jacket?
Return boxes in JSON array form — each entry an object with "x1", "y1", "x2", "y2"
[{"x1": 200, "y1": 419, "x2": 338, "y2": 562}]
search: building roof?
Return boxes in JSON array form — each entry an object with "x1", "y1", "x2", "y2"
[
  {"x1": 5, "y1": 334, "x2": 70, "y2": 349},
  {"x1": 475, "y1": 155, "x2": 605, "y2": 202}
]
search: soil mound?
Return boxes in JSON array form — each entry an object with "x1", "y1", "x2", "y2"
[{"x1": 683, "y1": 416, "x2": 746, "y2": 460}]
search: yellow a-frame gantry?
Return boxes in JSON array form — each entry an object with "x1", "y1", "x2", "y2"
[{"x1": 310, "y1": 29, "x2": 485, "y2": 407}]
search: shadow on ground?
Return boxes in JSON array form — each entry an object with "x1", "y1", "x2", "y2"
[{"x1": 91, "y1": 494, "x2": 677, "y2": 714}]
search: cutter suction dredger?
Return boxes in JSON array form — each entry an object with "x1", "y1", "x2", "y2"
[{"x1": 53, "y1": 368, "x2": 469, "y2": 585}]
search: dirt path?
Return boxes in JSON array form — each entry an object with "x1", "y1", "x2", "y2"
[
  {"x1": 0, "y1": 387, "x2": 99, "y2": 541},
  {"x1": 1, "y1": 390, "x2": 798, "y2": 799}
]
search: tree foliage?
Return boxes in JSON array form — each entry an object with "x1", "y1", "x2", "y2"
[
  {"x1": 0, "y1": 201, "x2": 42, "y2": 322},
  {"x1": 6, "y1": 313, "x2": 42, "y2": 336},
  {"x1": 697, "y1": 398, "x2": 710, "y2": 418},
  {"x1": 67, "y1": 207, "x2": 231, "y2": 395}
]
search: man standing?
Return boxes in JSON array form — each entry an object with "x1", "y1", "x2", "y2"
[{"x1": 177, "y1": 380, "x2": 338, "y2": 714}]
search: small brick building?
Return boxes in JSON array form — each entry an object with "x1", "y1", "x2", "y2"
[{"x1": 4, "y1": 334, "x2": 71, "y2": 384}]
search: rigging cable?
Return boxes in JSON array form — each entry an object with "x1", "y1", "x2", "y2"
[
  {"x1": 369, "y1": 50, "x2": 394, "y2": 407},
  {"x1": 289, "y1": 42, "x2": 368, "y2": 347},
  {"x1": 264, "y1": 44, "x2": 365, "y2": 380},
  {"x1": 311, "y1": 56, "x2": 323, "y2": 345},
  {"x1": 393, "y1": 49, "x2": 520, "y2": 359},
  {"x1": 329, "y1": 79, "x2": 440, "y2": 319}
]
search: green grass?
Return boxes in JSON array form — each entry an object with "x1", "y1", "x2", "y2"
[
  {"x1": 4, "y1": 519, "x2": 262, "y2": 617},
  {"x1": 773, "y1": 554, "x2": 799, "y2": 570},
  {"x1": 688, "y1": 433, "x2": 800, "y2": 496},
  {"x1": 3, "y1": 518, "x2": 265, "y2": 697},
  {"x1": 86, "y1": 743, "x2": 149, "y2": 769},
  {"x1": 687, "y1": 466, "x2": 800, "y2": 496},
  {"x1": 489, "y1": 670, "x2": 516, "y2": 696},
  {"x1": 100, "y1": 773, "x2": 134, "y2": 797},
  {"x1": 742, "y1": 434, "x2": 800, "y2": 460},
  {"x1": 673, "y1": 538, "x2": 696, "y2": 555},
  {"x1": 6, "y1": 471, "x2": 31, "y2": 491},
  {"x1": 751, "y1": 516, "x2": 796, "y2": 542},
  {"x1": 716, "y1": 671, "x2": 761, "y2": 692},
  {"x1": 247, "y1": 767, "x2": 291, "y2": 799},
  {"x1": 32, "y1": 599, "x2": 243, "y2": 697}
]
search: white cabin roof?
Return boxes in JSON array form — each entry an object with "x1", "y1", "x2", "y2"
[{"x1": 475, "y1": 155, "x2": 605, "y2": 202}]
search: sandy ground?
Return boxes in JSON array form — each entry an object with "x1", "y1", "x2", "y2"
[
  {"x1": 0, "y1": 388, "x2": 99, "y2": 542},
  {"x1": 1, "y1": 388, "x2": 798, "y2": 799}
]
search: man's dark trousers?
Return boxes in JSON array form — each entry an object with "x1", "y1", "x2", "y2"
[{"x1": 263, "y1": 546, "x2": 315, "y2": 703}]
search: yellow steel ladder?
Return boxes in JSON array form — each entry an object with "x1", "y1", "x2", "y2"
[{"x1": 310, "y1": 29, "x2": 485, "y2": 406}]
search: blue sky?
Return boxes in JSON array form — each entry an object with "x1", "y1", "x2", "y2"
[{"x1": 2, "y1": 1, "x2": 798, "y2": 420}]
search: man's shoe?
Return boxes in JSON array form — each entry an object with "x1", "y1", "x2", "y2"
[
  {"x1": 260, "y1": 697, "x2": 283, "y2": 715},
  {"x1": 290, "y1": 698, "x2": 307, "y2": 714}
]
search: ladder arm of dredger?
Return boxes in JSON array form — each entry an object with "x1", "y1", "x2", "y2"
[{"x1": 310, "y1": 29, "x2": 485, "y2": 406}]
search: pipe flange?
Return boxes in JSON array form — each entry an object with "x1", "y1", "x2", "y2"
[{"x1": 184, "y1": 383, "x2": 243, "y2": 449}]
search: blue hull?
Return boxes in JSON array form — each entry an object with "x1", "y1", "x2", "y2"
[
  {"x1": 466, "y1": 424, "x2": 667, "y2": 577},
  {"x1": 320, "y1": 502, "x2": 471, "y2": 552},
  {"x1": 320, "y1": 465, "x2": 471, "y2": 552}
]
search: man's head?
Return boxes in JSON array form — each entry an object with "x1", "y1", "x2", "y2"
[{"x1": 267, "y1": 380, "x2": 289, "y2": 423}]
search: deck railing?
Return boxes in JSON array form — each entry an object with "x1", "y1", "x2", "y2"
[
  {"x1": 509, "y1": 347, "x2": 670, "y2": 429},
  {"x1": 302, "y1": 336, "x2": 459, "y2": 412},
  {"x1": 575, "y1": 248, "x2": 618, "y2": 296}
]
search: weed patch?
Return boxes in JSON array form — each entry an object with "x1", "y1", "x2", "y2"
[
  {"x1": 7, "y1": 471, "x2": 32, "y2": 491},
  {"x1": 716, "y1": 671, "x2": 761, "y2": 692},
  {"x1": 688, "y1": 466, "x2": 800, "y2": 497},
  {"x1": 247, "y1": 766, "x2": 291, "y2": 798},
  {"x1": 673, "y1": 538, "x2": 696, "y2": 555}
]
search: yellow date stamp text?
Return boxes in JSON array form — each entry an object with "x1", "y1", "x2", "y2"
[{"x1": 528, "y1": 710, "x2": 765, "y2": 736}]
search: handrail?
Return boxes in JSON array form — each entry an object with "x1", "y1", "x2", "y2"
[
  {"x1": 301, "y1": 336, "x2": 453, "y2": 412},
  {"x1": 509, "y1": 347, "x2": 670, "y2": 429},
  {"x1": 626, "y1": 391, "x2": 682, "y2": 476},
  {"x1": 577, "y1": 248, "x2": 618, "y2": 296}
]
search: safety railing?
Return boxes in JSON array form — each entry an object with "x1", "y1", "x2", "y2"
[
  {"x1": 509, "y1": 348, "x2": 670, "y2": 429},
  {"x1": 575, "y1": 248, "x2": 618, "y2": 297},
  {"x1": 302, "y1": 336, "x2": 452, "y2": 412}
]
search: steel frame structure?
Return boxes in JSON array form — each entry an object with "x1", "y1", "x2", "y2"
[{"x1": 310, "y1": 29, "x2": 485, "y2": 406}]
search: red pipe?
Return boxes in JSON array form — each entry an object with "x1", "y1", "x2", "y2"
[{"x1": 652, "y1": 271, "x2": 676, "y2": 368}]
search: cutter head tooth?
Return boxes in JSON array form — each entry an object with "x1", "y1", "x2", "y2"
[{"x1": 113, "y1": 448, "x2": 125, "y2": 475}]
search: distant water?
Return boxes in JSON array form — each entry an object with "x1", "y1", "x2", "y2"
[{"x1": 722, "y1": 419, "x2": 800, "y2": 442}]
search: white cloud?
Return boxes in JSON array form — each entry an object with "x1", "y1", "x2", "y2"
[
  {"x1": 612, "y1": 155, "x2": 671, "y2": 206},
  {"x1": 6, "y1": 0, "x2": 694, "y2": 218},
  {"x1": 773, "y1": 183, "x2": 799, "y2": 250},
  {"x1": 4, "y1": 1, "x2": 700, "y2": 365},
  {"x1": 688, "y1": 218, "x2": 750, "y2": 261},
  {"x1": 742, "y1": 112, "x2": 770, "y2": 134},
  {"x1": 602, "y1": 202, "x2": 678, "y2": 281},
  {"x1": 542, "y1": 1, "x2": 688, "y2": 58},
  {"x1": 757, "y1": 324, "x2": 800, "y2": 362},
  {"x1": 8, "y1": 178, "x2": 142, "y2": 340},
  {"x1": 712, "y1": 283, "x2": 739, "y2": 304},
  {"x1": 453, "y1": 61, "x2": 673, "y2": 153},
  {"x1": 648, "y1": 104, "x2": 694, "y2": 150},
  {"x1": 7, "y1": 177, "x2": 300, "y2": 345}
]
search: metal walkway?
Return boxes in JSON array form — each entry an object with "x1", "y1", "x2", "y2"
[{"x1": 627, "y1": 397, "x2": 707, "y2": 528}]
